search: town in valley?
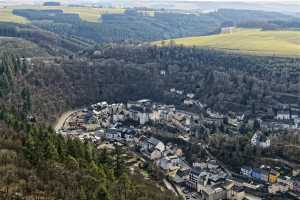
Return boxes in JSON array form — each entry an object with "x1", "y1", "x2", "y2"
[
  {"x1": 56, "y1": 95, "x2": 300, "y2": 200},
  {"x1": 0, "y1": 0, "x2": 299, "y2": 199}
]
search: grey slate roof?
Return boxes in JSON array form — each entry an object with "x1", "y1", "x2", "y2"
[{"x1": 148, "y1": 137, "x2": 161, "y2": 146}]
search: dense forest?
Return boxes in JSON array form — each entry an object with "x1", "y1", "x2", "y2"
[
  {"x1": 84, "y1": 45, "x2": 300, "y2": 114},
  {"x1": 208, "y1": 131, "x2": 300, "y2": 171},
  {"x1": 237, "y1": 19, "x2": 300, "y2": 30},
  {"x1": 0, "y1": 22, "x2": 90, "y2": 55},
  {"x1": 11, "y1": 8, "x2": 298, "y2": 43},
  {"x1": 1, "y1": 45, "x2": 299, "y2": 123},
  {"x1": 0, "y1": 8, "x2": 296, "y2": 58}
]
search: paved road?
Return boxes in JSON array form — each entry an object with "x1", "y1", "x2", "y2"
[
  {"x1": 245, "y1": 193, "x2": 262, "y2": 200},
  {"x1": 174, "y1": 184, "x2": 186, "y2": 199},
  {"x1": 163, "y1": 179, "x2": 178, "y2": 196},
  {"x1": 288, "y1": 192, "x2": 300, "y2": 200},
  {"x1": 260, "y1": 157, "x2": 300, "y2": 169}
]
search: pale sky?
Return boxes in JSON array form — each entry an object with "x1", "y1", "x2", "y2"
[
  {"x1": 16, "y1": 0, "x2": 300, "y2": 3},
  {"x1": 155, "y1": 0, "x2": 299, "y2": 2},
  {"x1": 5, "y1": 0, "x2": 300, "y2": 5}
]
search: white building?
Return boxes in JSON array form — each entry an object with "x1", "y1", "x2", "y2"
[
  {"x1": 187, "y1": 93, "x2": 195, "y2": 99},
  {"x1": 240, "y1": 166, "x2": 252, "y2": 177},
  {"x1": 141, "y1": 137, "x2": 165, "y2": 160},
  {"x1": 128, "y1": 107, "x2": 150, "y2": 125},
  {"x1": 150, "y1": 105, "x2": 175, "y2": 122},
  {"x1": 160, "y1": 70, "x2": 166, "y2": 76},
  {"x1": 106, "y1": 128, "x2": 122, "y2": 141},
  {"x1": 268, "y1": 183, "x2": 289, "y2": 194},
  {"x1": 106, "y1": 128, "x2": 136, "y2": 142},
  {"x1": 156, "y1": 155, "x2": 180, "y2": 172},
  {"x1": 113, "y1": 113, "x2": 125, "y2": 123},
  {"x1": 276, "y1": 110, "x2": 290, "y2": 120},
  {"x1": 176, "y1": 90, "x2": 184, "y2": 95},
  {"x1": 251, "y1": 131, "x2": 270, "y2": 148},
  {"x1": 184, "y1": 99, "x2": 195, "y2": 105},
  {"x1": 278, "y1": 176, "x2": 294, "y2": 190}
]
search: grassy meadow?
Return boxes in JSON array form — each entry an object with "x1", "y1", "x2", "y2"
[
  {"x1": 0, "y1": 6, "x2": 125, "y2": 23},
  {"x1": 0, "y1": 8, "x2": 29, "y2": 23},
  {"x1": 155, "y1": 29, "x2": 300, "y2": 57}
]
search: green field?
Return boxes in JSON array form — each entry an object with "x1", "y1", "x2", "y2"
[
  {"x1": 0, "y1": 6, "x2": 125, "y2": 23},
  {"x1": 155, "y1": 29, "x2": 300, "y2": 57},
  {"x1": 0, "y1": 8, "x2": 29, "y2": 24}
]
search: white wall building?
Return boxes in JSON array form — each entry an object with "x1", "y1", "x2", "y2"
[
  {"x1": 276, "y1": 111, "x2": 290, "y2": 120},
  {"x1": 251, "y1": 132, "x2": 270, "y2": 148}
]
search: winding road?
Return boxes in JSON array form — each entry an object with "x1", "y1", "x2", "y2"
[{"x1": 53, "y1": 109, "x2": 81, "y2": 132}]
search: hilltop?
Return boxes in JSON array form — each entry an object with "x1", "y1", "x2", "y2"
[
  {"x1": 0, "y1": 7, "x2": 298, "y2": 44},
  {"x1": 155, "y1": 28, "x2": 300, "y2": 57},
  {"x1": 8, "y1": 5, "x2": 125, "y2": 23}
]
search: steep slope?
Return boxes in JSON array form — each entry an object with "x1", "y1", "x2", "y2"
[
  {"x1": 0, "y1": 37, "x2": 50, "y2": 57},
  {"x1": 2, "y1": 45, "x2": 299, "y2": 124},
  {"x1": 0, "y1": 22, "x2": 92, "y2": 56},
  {"x1": 0, "y1": 110, "x2": 180, "y2": 200},
  {"x1": 11, "y1": 8, "x2": 299, "y2": 43}
]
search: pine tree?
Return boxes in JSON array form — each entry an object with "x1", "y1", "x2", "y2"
[
  {"x1": 44, "y1": 140, "x2": 59, "y2": 161},
  {"x1": 79, "y1": 187, "x2": 87, "y2": 200},
  {"x1": 114, "y1": 145, "x2": 125, "y2": 178},
  {"x1": 118, "y1": 173, "x2": 130, "y2": 200},
  {"x1": 96, "y1": 185, "x2": 111, "y2": 200},
  {"x1": 21, "y1": 56, "x2": 28, "y2": 74},
  {"x1": 21, "y1": 87, "x2": 32, "y2": 113},
  {"x1": 24, "y1": 131, "x2": 36, "y2": 163}
]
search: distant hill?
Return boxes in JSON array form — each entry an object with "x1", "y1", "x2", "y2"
[
  {"x1": 155, "y1": 28, "x2": 300, "y2": 57},
  {"x1": 7, "y1": 8, "x2": 298, "y2": 44},
  {"x1": 0, "y1": 7, "x2": 299, "y2": 53},
  {"x1": 0, "y1": 8, "x2": 28, "y2": 24},
  {"x1": 0, "y1": 5, "x2": 125, "y2": 23},
  {"x1": 0, "y1": 22, "x2": 92, "y2": 56}
]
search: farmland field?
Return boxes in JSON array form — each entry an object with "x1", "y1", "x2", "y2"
[
  {"x1": 155, "y1": 29, "x2": 300, "y2": 57},
  {"x1": 0, "y1": 8, "x2": 29, "y2": 23},
  {"x1": 0, "y1": 6, "x2": 125, "y2": 23}
]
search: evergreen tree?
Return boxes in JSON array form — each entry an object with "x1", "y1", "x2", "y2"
[
  {"x1": 80, "y1": 187, "x2": 88, "y2": 200},
  {"x1": 21, "y1": 87, "x2": 32, "y2": 113},
  {"x1": 253, "y1": 119, "x2": 261, "y2": 131},
  {"x1": 114, "y1": 145, "x2": 125, "y2": 178},
  {"x1": 44, "y1": 140, "x2": 59, "y2": 161},
  {"x1": 96, "y1": 185, "x2": 111, "y2": 200}
]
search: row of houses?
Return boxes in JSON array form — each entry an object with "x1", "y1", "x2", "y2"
[
  {"x1": 186, "y1": 162, "x2": 228, "y2": 191},
  {"x1": 139, "y1": 136, "x2": 183, "y2": 161},
  {"x1": 273, "y1": 108, "x2": 300, "y2": 129},
  {"x1": 90, "y1": 102, "x2": 126, "y2": 127},
  {"x1": 105, "y1": 127, "x2": 137, "y2": 142},
  {"x1": 127, "y1": 100, "x2": 201, "y2": 132},
  {"x1": 240, "y1": 166, "x2": 300, "y2": 196},
  {"x1": 137, "y1": 136, "x2": 249, "y2": 200},
  {"x1": 269, "y1": 175, "x2": 300, "y2": 194},
  {"x1": 241, "y1": 165, "x2": 300, "y2": 194},
  {"x1": 184, "y1": 166, "x2": 247, "y2": 200},
  {"x1": 241, "y1": 166, "x2": 280, "y2": 183},
  {"x1": 276, "y1": 109, "x2": 300, "y2": 121},
  {"x1": 90, "y1": 99, "x2": 179, "y2": 127}
]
